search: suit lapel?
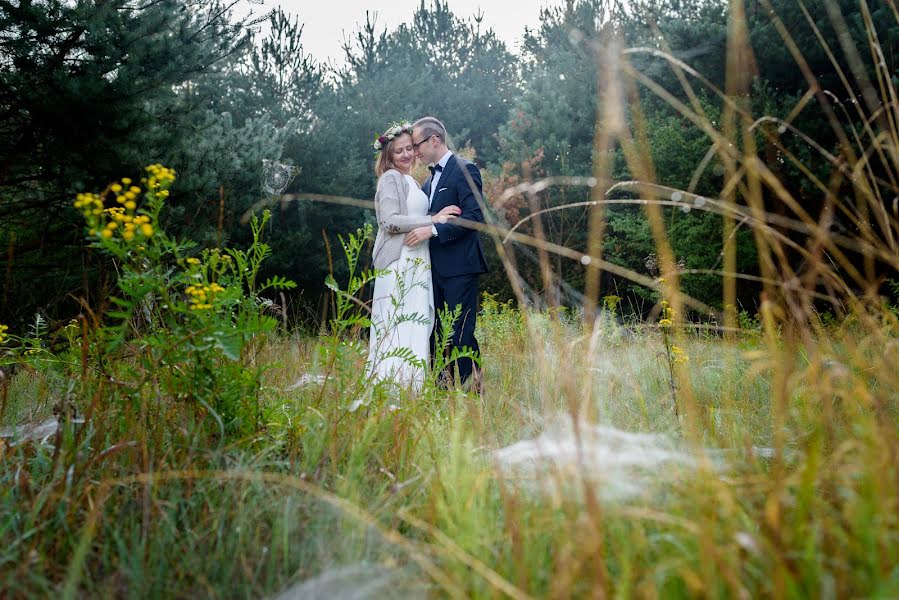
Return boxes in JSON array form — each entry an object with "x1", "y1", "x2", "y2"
[{"x1": 439, "y1": 153, "x2": 458, "y2": 188}]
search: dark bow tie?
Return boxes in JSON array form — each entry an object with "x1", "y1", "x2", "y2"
[{"x1": 428, "y1": 163, "x2": 444, "y2": 175}]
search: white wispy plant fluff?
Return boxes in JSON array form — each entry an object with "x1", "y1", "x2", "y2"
[{"x1": 493, "y1": 419, "x2": 709, "y2": 502}]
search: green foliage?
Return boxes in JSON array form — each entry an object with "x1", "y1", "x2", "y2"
[
  {"x1": 70, "y1": 166, "x2": 294, "y2": 436},
  {"x1": 0, "y1": 0, "x2": 255, "y2": 324}
]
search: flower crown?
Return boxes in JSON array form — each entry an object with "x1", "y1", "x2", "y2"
[{"x1": 373, "y1": 121, "x2": 414, "y2": 153}]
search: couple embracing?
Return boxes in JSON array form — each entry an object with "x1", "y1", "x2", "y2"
[{"x1": 366, "y1": 116, "x2": 488, "y2": 392}]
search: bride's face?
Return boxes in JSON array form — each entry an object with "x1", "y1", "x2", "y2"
[{"x1": 390, "y1": 133, "x2": 415, "y2": 173}]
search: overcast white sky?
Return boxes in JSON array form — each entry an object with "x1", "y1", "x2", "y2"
[{"x1": 243, "y1": 1, "x2": 551, "y2": 66}]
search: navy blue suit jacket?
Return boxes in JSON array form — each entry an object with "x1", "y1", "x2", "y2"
[{"x1": 423, "y1": 154, "x2": 489, "y2": 278}]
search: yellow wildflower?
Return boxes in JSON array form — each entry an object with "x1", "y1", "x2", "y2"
[
  {"x1": 140, "y1": 224, "x2": 153, "y2": 237},
  {"x1": 123, "y1": 231, "x2": 134, "y2": 241},
  {"x1": 659, "y1": 318, "x2": 673, "y2": 327},
  {"x1": 125, "y1": 201, "x2": 136, "y2": 210},
  {"x1": 122, "y1": 178, "x2": 132, "y2": 185},
  {"x1": 145, "y1": 164, "x2": 176, "y2": 187},
  {"x1": 101, "y1": 229, "x2": 113, "y2": 239},
  {"x1": 111, "y1": 183, "x2": 123, "y2": 193},
  {"x1": 186, "y1": 257, "x2": 201, "y2": 265},
  {"x1": 671, "y1": 345, "x2": 690, "y2": 364}
]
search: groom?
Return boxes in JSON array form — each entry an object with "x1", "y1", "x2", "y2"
[{"x1": 404, "y1": 116, "x2": 488, "y2": 387}]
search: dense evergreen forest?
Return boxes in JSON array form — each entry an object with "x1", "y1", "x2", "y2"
[{"x1": 2, "y1": 0, "x2": 897, "y2": 326}]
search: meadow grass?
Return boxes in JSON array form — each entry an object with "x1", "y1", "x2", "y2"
[{"x1": 1, "y1": 302, "x2": 896, "y2": 598}]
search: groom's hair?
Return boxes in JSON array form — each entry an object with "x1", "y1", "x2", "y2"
[{"x1": 412, "y1": 117, "x2": 448, "y2": 147}]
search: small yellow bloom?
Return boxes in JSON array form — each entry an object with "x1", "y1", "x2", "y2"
[
  {"x1": 659, "y1": 318, "x2": 673, "y2": 327},
  {"x1": 105, "y1": 222, "x2": 117, "y2": 230},
  {"x1": 129, "y1": 186, "x2": 141, "y2": 194},
  {"x1": 125, "y1": 201, "x2": 137, "y2": 210},
  {"x1": 122, "y1": 231, "x2": 134, "y2": 241},
  {"x1": 140, "y1": 224, "x2": 153, "y2": 236},
  {"x1": 186, "y1": 257, "x2": 201, "y2": 265},
  {"x1": 101, "y1": 229, "x2": 114, "y2": 239},
  {"x1": 671, "y1": 345, "x2": 690, "y2": 364},
  {"x1": 111, "y1": 183, "x2": 123, "y2": 193},
  {"x1": 122, "y1": 178, "x2": 132, "y2": 185}
]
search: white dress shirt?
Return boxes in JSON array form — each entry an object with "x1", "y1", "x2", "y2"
[
  {"x1": 428, "y1": 150, "x2": 453, "y2": 238},
  {"x1": 428, "y1": 150, "x2": 453, "y2": 207}
]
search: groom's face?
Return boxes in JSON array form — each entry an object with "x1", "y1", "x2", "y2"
[{"x1": 412, "y1": 127, "x2": 438, "y2": 164}]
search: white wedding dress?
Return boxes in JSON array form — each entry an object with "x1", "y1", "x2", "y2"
[{"x1": 367, "y1": 174, "x2": 434, "y2": 389}]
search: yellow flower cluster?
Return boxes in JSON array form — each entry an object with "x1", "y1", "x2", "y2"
[
  {"x1": 0, "y1": 324, "x2": 8, "y2": 345},
  {"x1": 671, "y1": 345, "x2": 690, "y2": 364},
  {"x1": 73, "y1": 193, "x2": 104, "y2": 217},
  {"x1": 658, "y1": 300, "x2": 675, "y2": 327},
  {"x1": 74, "y1": 174, "x2": 157, "y2": 244},
  {"x1": 602, "y1": 294, "x2": 622, "y2": 311},
  {"x1": 112, "y1": 182, "x2": 142, "y2": 210},
  {"x1": 143, "y1": 164, "x2": 176, "y2": 191},
  {"x1": 102, "y1": 206, "x2": 154, "y2": 241},
  {"x1": 73, "y1": 166, "x2": 176, "y2": 246},
  {"x1": 185, "y1": 282, "x2": 225, "y2": 310}
]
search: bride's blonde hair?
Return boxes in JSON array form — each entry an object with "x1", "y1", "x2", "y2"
[{"x1": 375, "y1": 137, "x2": 404, "y2": 177}]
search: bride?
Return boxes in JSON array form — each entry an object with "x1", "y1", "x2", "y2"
[{"x1": 367, "y1": 121, "x2": 460, "y2": 388}]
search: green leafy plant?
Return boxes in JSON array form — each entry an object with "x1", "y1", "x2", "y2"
[{"x1": 73, "y1": 166, "x2": 295, "y2": 436}]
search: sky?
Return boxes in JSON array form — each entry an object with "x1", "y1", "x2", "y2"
[{"x1": 242, "y1": 0, "x2": 551, "y2": 67}]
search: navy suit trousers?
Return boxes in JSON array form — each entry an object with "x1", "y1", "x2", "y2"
[{"x1": 431, "y1": 270, "x2": 480, "y2": 385}]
